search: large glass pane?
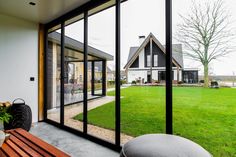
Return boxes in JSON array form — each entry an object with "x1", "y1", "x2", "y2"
[
  {"x1": 94, "y1": 61, "x2": 103, "y2": 95},
  {"x1": 46, "y1": 25, "x2": 62, "y2": 123},
  {"x1": 173, "y1": 0, "x2": 236, "y2": 156},
  {"x1": 120, "y1": 0, "x2": 166, "y2": 144},
  {"x1": 63, "y1": 14, "x2": 84, "y2": 131},
  {"x1": 86, "y1": 3, "x2": 116, "y2": 143}
]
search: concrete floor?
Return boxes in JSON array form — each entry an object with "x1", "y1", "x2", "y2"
[{"x1": 30, "y1": 122, "x2": 119, "y2": 157}]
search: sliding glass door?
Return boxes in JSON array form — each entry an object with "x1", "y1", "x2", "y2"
[
  {"x1": 63, "y1": 14, "x2": 85, "y2": 131},
  {"x1": 86, "y1": 3, "x2": 116, "y2": 143},
  {"x1": 120, "y1": 0, "x2": 166, "y2": 144},
  {"x1": 45, "y1": 1, "x2": 117, "y2": 147},
  {"x1": 45, "y1": 0, "x2": 174, "y2": 151}
]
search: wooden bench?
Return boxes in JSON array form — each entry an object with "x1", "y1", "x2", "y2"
[{"x1": 0, "y1": 128, "x2": 70, "y2": 157}]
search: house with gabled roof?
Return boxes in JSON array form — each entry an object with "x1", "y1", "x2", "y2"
[
  {"x1": 47, "y1": 32, "x2": 113, "y2": 108},
  {"x1": 124, "y1": 33, "x2": 198, "y2": 84}
]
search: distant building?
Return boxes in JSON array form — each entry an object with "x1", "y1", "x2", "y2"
[
  {"x1": 124, "y1": 33, "x2": 198, "y2": 84},
  {"x1": 107, "y1": 67, "x2": 115, "y2": 81},
  {"x1": 47, "y1": 32, "x2": 113, "y2": 107}
]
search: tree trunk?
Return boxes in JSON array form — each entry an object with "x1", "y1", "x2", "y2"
[{"x1": 204, "y1": 64, "x2": 209, "y2": 87}]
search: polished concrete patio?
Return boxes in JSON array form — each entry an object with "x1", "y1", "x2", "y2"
[{"x1": 30, "y1": 122, "x2": 119, "y2": 157}]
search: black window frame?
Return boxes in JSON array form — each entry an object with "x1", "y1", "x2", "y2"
[{"x1": 43, "y1": 0, "x2": 173, "y2": 152}]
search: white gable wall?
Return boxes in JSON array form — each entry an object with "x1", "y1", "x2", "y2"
[{"x1": 139, "y1": 49, "x2": 145, "y2": 69}]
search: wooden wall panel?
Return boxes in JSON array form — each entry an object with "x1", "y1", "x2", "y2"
[{"x1": 38, "y1": 24, "x2": 45, "y2": 121}]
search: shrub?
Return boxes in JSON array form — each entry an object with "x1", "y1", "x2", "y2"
[
  {"x1": 0, "y1": 102, "x2": 12, "y2": 124},
  {"x1": 108, "y1": 80, "x2": 115, "y2": 85},
  {"x1": 94, "y1": 79, "x2": 102, "y2": 83},
  {"x1": 120, "y1": 80, "x2": 126, "y2": 85},
  {"x1": 199, "y1": 80, "x2": 204, "y2": 83},
  {"x1": 131, "y1": 80, "x2": 136, "y2": 84}
]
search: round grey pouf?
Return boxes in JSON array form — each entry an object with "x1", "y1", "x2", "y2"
[{"x1": 120, "y1": 134, "x2": 212, "y2": 157}]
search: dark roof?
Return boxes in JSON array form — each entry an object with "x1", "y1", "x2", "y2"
[
  {"x1": 128, "y1": 47, "x2": 139, "y2": 62},
  {"x1": 126, "y1": 33, "x2": 183, "y2": 68},
  {"x1": 48, "y1": 32, "x2": 113, "y2": 61},
  {"x1": 172, "y1": 44, "x2": 184, "y2": 68},
  {"x1": 163, "y1": 44, "x2": 184, "y2": 68}
]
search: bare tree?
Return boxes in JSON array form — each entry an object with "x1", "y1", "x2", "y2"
[{"x1": 176, "y1": 0, "x2": 235, "y2": 87}]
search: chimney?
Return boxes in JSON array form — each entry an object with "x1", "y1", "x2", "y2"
[{"x1": 139, "y1": 35, "x2": 145, "y2": 45}]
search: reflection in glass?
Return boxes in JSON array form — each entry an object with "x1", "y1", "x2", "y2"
[
  {"x1": 46, "y1": 27, "x2": 61, "y2": 123},
  {"x1": 63, "y1": 16, "x2": 84, "y2": 131},
  {"x1": 86, "y1": 5, "x2": 116, "y2": 143},
  {"x1": 94, "y1": 61, "x2": 103, "y2": 95}
]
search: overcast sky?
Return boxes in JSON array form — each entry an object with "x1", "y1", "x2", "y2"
[{"x1": 65, "y1": 0, "x2": 236, "y2": 75}]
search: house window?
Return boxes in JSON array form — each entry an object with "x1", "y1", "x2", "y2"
[
  {"x1": 182, "y1": 71, "x2": 198, "y2": 84},
  {"x1": 154, "y1": 54, "x2": 158, "y2": 67},
  {"x1": 147, "y1": 55, "x2": 151, "y2": 67}
]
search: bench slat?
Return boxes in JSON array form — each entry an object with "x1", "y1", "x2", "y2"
[
  {"x1": 7, "y1": 128, "x2": 70, "y2": 157},
  {"x1": 6, "y1": 139, "x2": 30, "y2": 157},
  {"x1": 9, "y1": 135, "x2": 43, "y2": 157},
  {"x1": 1, "y1": 142, "x2": 20, "y2": 157},
  {"x1": 0, "y1": 149, "x2": 7, "y2": 157},
  {"x1": 10, "y1": 130, "x2": 53, "y2": 157}
]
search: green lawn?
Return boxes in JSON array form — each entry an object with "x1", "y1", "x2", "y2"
[{"x1": 74, "y1": 86, "x2": 236, "y2": 157}]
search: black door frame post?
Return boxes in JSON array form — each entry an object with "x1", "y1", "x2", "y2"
[
  {"x1": 83, "y1": 10, "x2": 88, "y2": 134},
  {"x1": 60, "y1": 21, "x2": 65, "y2": 126},
  {"x1": 91, "y1": 61, "x2": 95, "y2": 96},
  {"x1": 115, "y1": 0, "x2": 121, "y2": 146},
  {"x1": 102, "y1": 60, "x2": 107, "y2": 96},
  {"x1": 165, "y1": 0, "x2": 173, "y2": 134}
]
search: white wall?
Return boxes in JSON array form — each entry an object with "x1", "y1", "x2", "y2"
[
  {"x1": 0, "y1": 14, "x2": 39, "y2": 123},
  {"x1": 173, "y1": 70, "x2": 177, "y2": 80},
  {"x1": 128, "y1": 70, "x2": 147, "y2": 83},
  {"x1": 152, "y1": 70, "x2": 158, "y2": 80},
  {"x1": 179, "y1": 70, "x2": 182, "y2": 81},
  {"x1": 128, "y1": 69, "x2": 181, "y2": 83},
  {"x1": 139, "y1": 49, "x2": 145, "y2": 68}
]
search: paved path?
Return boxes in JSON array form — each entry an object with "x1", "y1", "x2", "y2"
[{"x1": 48, "y1": 96, "x2": 133, "y2": 144}]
